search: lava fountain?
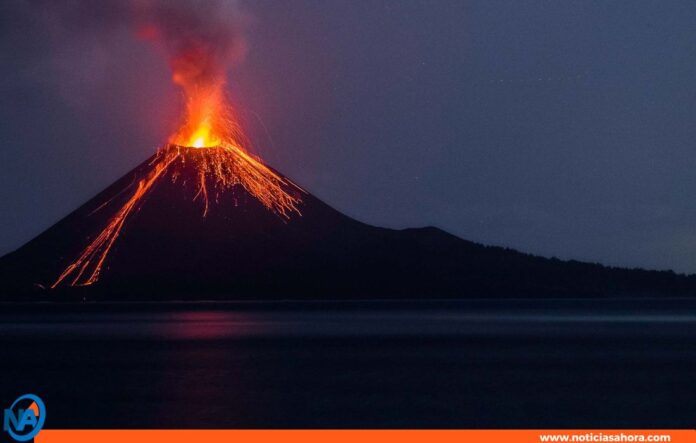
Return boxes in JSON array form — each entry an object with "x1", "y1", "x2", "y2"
[{"x1": 52, "y1": 3, "x2": 303, "y2": 288}]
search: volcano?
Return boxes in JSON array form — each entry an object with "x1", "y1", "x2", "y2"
[{"x1": 2, "y1": 144, "x2": 696, "y2": 301}]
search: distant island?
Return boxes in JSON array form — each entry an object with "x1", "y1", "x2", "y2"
[{"x1": 1, "y1": 145, "x2": 695, "y2": 301}]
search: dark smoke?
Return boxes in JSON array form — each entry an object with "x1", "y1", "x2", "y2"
[
  {"x1": 132, "y1": 0, "x2": 250, "y2": 89},
  {"x1": 5, "y1": 0, "x2": 250, "y2": 90}
]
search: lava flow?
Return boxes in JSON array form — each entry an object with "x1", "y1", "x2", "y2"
[
  {"x1": 51, "y1": 0, "x2": 305, "y2": 288},
  {"x1": 51, "y1": 78, "x2": 302, "y2": 289}
]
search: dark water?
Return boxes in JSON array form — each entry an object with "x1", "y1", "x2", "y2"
[{"x1": 0, "y1": 299, "x2": 694, "y2": 428}]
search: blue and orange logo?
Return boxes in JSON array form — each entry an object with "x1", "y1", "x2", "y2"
[{"x1": 3, "y1": 394, "x2": 45, "y2": 442}]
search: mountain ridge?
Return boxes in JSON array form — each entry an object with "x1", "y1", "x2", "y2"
[{"x1": 2, "y1": 145, "x2": 695, "y2": 300}]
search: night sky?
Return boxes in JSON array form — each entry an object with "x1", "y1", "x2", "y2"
[{"x1": 2, "y1": 0, "x2": 696, "y2": 272}]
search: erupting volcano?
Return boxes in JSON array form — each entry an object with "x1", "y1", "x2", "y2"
[
  {"x1": 52, "y1": 90, "x2": 303, "y2": 289},
  {"x1": 3, "y1": 1, "x2": 696, "y2": 301},
  {"x1": 50, "y1": 1, "x2": 304, "y2": 289}
]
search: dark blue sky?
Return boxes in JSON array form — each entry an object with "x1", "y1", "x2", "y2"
[{"x1": 2, "y1": 0, "x2": 696, "y2": 272}]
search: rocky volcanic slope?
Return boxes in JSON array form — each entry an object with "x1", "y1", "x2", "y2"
[{"x1": 1, "y1": 146, "x2": 695, "y2": 300}]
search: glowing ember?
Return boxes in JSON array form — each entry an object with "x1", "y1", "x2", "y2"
[
  {"x1": 170, "y1": 82, "x2": 304, "y2": 218},
  {"x1": 170, "y1": 84, "x2": 226, "y2": 149}
]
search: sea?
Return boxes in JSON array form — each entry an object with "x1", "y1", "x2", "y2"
[{"x1": 0, "y1": 299, "x2": 694, "y2": 428}]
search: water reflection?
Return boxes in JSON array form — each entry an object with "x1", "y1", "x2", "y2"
[
  {"x1": 0, "y1": 300, "x2": 694, "y2": 428},
  {"x1": 0, "y1": 303, "x2": 694, "y2": 339},
  {"x1": 159, "y1": 311, "x2": 267, "y2": 339}
]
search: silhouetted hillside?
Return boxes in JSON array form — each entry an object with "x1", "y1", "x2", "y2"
[{"x1": 1, "y1": 145, "x2": 695, "y2": 300}]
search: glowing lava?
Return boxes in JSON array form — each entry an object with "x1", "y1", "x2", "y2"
[
  {"x1": 52, "y1": 150, "x2": 179, "y2": 288},
  {"x1": 52, "y1": 80, "x2": 303, "y2": 289},
  {"x1": 170, "y1": 84, "x2": 226, "y2": 149}
]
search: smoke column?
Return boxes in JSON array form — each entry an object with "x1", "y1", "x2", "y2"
[
  {"x1": 132, "y1": 0, "x2": 249, "y2": 95},
  {"x1": 130, "y1": 0, "x2": 252, "y2": 149}
]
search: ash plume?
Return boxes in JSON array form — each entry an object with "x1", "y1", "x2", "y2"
[
  {"x1": 132, "y1": 0, "x2": 250, "y2": 92},
  {"x1": 7, "y1": 0, "x2": 250, "y2": 91}
]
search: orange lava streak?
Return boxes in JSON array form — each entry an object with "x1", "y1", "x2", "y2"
[
  {"x1": 193, "y1": 168, "x2": 210, "y2": 217},
  {"x1": 191, "y1": 142, "x2": 303, "y2": 217},
  {"x1": 51, "y1": 150, "x2": 179, "y2": 288}
]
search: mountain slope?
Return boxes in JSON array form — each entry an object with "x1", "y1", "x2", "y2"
[{"x1": 2, "y1": 146, "x2": 695, "y2": 300}]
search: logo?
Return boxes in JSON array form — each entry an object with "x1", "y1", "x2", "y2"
[{"x1": 3, "y1": 394, "x2": 45, "y2": 442}]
